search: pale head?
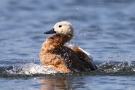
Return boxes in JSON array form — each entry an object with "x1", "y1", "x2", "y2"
[
  {"x1": 53, "y1": 21, "x2": 73, "y2": 36},
  {"x1": 44, "y1": 21, "x2": 74, "y2": 38}
]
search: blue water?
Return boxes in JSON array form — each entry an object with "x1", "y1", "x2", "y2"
[{"x1": 0, "y1": 0, "x2": 135, "y2": 90}]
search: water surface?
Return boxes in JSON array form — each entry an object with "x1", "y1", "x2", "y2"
[{"x1": 0, "y1": 0, "x2": 135, "y2": 90}]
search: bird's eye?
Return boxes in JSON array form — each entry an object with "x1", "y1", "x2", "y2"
[{"x1": 59, "y1": 25, "x2": 62, "y2": 28}]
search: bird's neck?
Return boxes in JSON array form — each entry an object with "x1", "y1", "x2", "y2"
[
  {"x1": 50, "y1": 34, "x2": 72, "y2": 45},
  {"x1": 42, "y1": 34, "x2": 72, "y2": 52}
]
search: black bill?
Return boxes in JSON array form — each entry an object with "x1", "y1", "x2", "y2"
[{"x1": 44, "y1": 28, "x2": 56, "y2": 34}]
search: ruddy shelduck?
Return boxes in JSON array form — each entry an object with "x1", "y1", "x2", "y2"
[{"x1": 39, "y1": 21, "x2": 98, "y2": 73}]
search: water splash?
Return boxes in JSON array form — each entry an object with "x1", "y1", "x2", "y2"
[
  {"x1": 6, "y1": 63, "x2": 58, "y2": 75},
  {"x1": 98, "y1": 61, "x2": 135, "y2": 75},
  {"x1": 0, "y1": 61, "x2": 134, "y2": 77}
]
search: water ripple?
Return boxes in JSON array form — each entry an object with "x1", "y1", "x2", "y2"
[{"x1": 0, "y1": 61, "x2": 134, "y2": 78}]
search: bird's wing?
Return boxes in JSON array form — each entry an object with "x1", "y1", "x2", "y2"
[{"x1": 65, "y1": 43, "x2": 98, "y2": 71}]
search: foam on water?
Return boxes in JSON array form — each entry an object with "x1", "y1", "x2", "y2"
[
  {"x1": 2, "y1": 61, "x2": 134, "y2": 77},
  {"x1": 98, "y1": 61, "x2": 135, "y2": 75},
  {"x1": 6, "y1": 63, "x2": 58, "y2": 75}
]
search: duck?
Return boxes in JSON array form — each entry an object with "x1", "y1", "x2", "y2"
[{"x1": 39, "y1": 21, "x2": 98, "y2": 73}]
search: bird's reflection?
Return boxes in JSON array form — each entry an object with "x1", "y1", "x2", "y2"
[
  {"x1": 40, "y1": 76, "x2": 70, "y2": 90},
  {"x1": 39, "y1": 76, "x2": 85, "y2": 90}
]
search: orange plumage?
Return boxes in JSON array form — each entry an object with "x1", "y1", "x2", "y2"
[{"x1": 39, "y1": 21, "x2": 97, "y2": 73}]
